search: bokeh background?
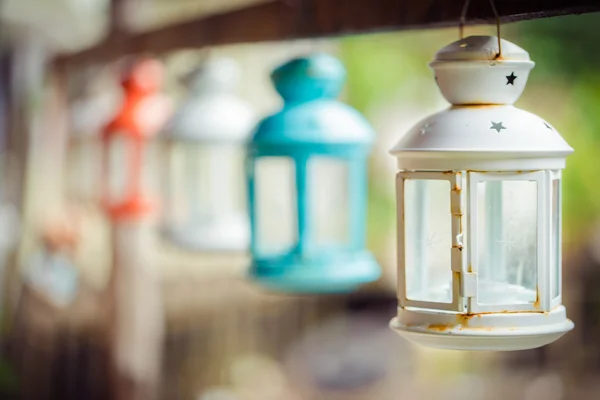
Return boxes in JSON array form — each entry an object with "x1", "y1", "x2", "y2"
[{"x1": 0, "y1": 1, "x2": 599, "y2": 399}]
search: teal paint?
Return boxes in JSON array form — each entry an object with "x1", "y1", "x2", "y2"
[{"x1": 246, "y1": 53, "x2": 380, "y2": 293}]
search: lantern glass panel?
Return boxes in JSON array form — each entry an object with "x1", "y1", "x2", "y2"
[
  {"x1": 141, "y1": 139, "x2": 160, "y2": 201},
  {"x1": 66, "y1": 138, "x2": 101, "y2": 202},
  {"x1": 166, "y1": 142, "x2": 187, "y2": 224},
  {"x1": 107, "y1": 134, "x2": 130, "y2": 204},
  {"x1": 255, "y1": 157, "x2": 297, "y2": 255},
  {"x1": 551, "y1": 177, "x2": 561, "y2": 300},
  {"x1": 404, "y1": 179, "x2": 452, "y2": 303},
  {"x1": 476, "y1": 180, "x2": 538, "y2": 305},
  {"x1": 169, "y1": 143, "x2": 245, "y2": 225},
  {"x1": 307, "y1": 157, "x2": 349, "y2": 248}
]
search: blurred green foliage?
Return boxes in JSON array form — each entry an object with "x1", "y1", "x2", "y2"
[
  {"x1": 517, "y1": 13, "x2": 600, "y2": 243},
  {"x1": 0, "y1": 357, "x2": 17, "y2": 393},
  {"x1": 340, "y1": 31, "x2": 448, "y2": 253}
]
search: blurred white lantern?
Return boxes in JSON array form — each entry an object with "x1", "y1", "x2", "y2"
[
  {"x1": 164, "y1": 58, "x2": 255, "y2": 252},
  {"x1": 67, "y1": 76, "x2": 117, "y2": 204},
  {"x1": 389, "y1": 36, "x2": 574, "y2": 351}
]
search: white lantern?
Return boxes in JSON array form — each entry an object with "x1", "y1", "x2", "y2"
[
  {"x1": 389, "y1": 36, "x2": 574, "y2": 351},
  {"x1": 67, "y1": 81, "x2": 116, "y2": 204},
  {"x1": 164, "y1": 58, "x2": 255, "y2": 252}
]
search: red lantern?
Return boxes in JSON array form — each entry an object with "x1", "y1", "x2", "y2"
[{"x1": 102, "y1": 59, "x2": 171, "y2": 221}]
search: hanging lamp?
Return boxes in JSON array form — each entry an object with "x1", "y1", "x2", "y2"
[
  {"x1": 246, "y1": 53, "x2": 381, "y2": 293},
  {"x1": 164, "y1": 57, "x2": 255, "y2": 251},
  {"x1": 101, "y1": 58, "x2": 170, "y2": 221},
  {"x1": 66, "y1": 71, "x2": 117, "y2": 205},
  {"x1": 389, "y1": 36, "x2": 574, "y2": 351}
]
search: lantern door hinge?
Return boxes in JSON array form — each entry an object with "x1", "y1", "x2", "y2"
[{"x1": 460, "y1": 272, "x2": 477, "y2": 298}]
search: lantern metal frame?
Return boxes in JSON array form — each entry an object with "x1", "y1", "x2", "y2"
[{"x1": 389, "y1": 36, "x2": 574, "y2": 351}]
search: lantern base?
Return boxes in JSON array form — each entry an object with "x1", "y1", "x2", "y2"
[
  {"x1": 250, "y1": 251, "x2": 380, "y2": 294},
  {"x1": 163, "y1": 218, "x2": 249, "y2": 252},
  {"x1": 390, "y1": 305, "x2": 573, "y2": 351}
]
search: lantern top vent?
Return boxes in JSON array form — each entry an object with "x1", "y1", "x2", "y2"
[
  {"x1": 390, "y1": 36, "x2": 573, "y2": 171},
  {"x1": 185, "y1": 57, "x2": 241, "y2": 93},
  {"x1": 167, "y1": 57, "x2": 255, "y2": 143},
  {"x1": 105, "y1": 58, "x2": 171, "y2": 139},
  {"x1": 430, "y1": 36, "x2": 535, "y2": 105},
  {"x1": 433, "y1": 35, "x2": 531, "y2": 62},
  {"x1": 272, "y1": 53, "x2": 345, "y2": 102},
  {"x1": 251, "y1": 53, "x2": 374, "y2": 151},
  {"x1": 121, "y1": 58, "x2": 164, "y2": 94}
]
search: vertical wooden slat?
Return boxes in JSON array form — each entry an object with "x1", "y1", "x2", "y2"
[{"x1": 108, "y1": 220, "x2": 164, "y2": 400}]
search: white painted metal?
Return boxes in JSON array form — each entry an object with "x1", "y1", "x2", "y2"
[
  {"x1": 431, "y1": 36, "x2": 534, "y2": 105},
  {"x1": 391, "y1": 36, "x2": 573, "y2": 172},
  {"x1": 550, "y1": 170, "x2": 563, "y2": 309},
  {"x1": 168, "y1": 57, "x2": 255, "y2": 143},
  {"x1": 165, "y1": 57, "x2": 256, "y2": 252},
  {"x1": 390, "y1": 36, "x2": 574, "y2": 351},
  {"x1": 390, "y1": 305, "x2": 574, "y2": 351}
]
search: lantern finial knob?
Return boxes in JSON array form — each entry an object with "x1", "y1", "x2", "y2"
[
  {"x1": 271, "y1": 53, "x2": 346, "y2": 102},
  {"x1": 430, "y1": 36, "x2": 535, "y2": 105},
  {"x1": 186, "y1": 57, "x2": 241, "y2": 93},
  {"x1": 121, "y1": 58, "x2": 164, "y2": 94}
]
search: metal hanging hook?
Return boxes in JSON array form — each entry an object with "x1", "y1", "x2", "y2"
[{"x1": 459, "y1": 0, "x2": 502, "y2": 57}]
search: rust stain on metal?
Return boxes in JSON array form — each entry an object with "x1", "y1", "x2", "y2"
[
  {"x1": 534, "y1": 287, "x2": 540, "y2": 309},
  {"x1": 456, "y1": 313, "x2": 481, "y2": 328},
  {"x1": 452, "y1": 244, "x2": 463, "y2": 251},
  {"x1": 451, "y1": 104, "x2": 504, "y2": 109},
  {"x1": 453, "y1": 271, "x2": 461, "y2": 285},
  {"x1": 427, "y1": 324, "x2": 453, "y2": 332}
]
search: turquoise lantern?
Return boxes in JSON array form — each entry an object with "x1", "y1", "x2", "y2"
[{"x1": 247, "y1": 53, "x2": 380, "y2": 293}]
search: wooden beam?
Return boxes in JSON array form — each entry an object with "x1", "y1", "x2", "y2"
[
  {"x1": 109, "y1": 0, "x2": 128, "y2": 35},
  {"x1": 56, "y1": 0, "x2": 600, "y2": 67}
]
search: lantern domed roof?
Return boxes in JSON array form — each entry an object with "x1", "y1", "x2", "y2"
[
  {"x1": 391, "y1": 105, "x2": 573, "y2": 170},
  {"x1": 252, "y1": 102, "x2": 374, "y2": 147},
  {"x1": 391, "y1": 36, "x2": 573, "y2": 171},
  {"x1": 250, "y1": 53, "x2": 374, "y2": 151},
  {"x1": 168, "y1": 57, "x2": 255, "y2": 142},
  {"x1": 433, "y1": 35, "x2": 531, "y2": 62}
]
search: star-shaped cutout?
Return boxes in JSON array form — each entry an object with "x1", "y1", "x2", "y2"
[
  {"x1": 490, "y1": 121, "x2": 506, "y2": 133},
  {"x1": 420, "y1": 122, "x2": 434, "y2": 135},
  {"x1": 506, "y1": 72, "x2": 517, "y2": 85},
  {"x1": 544, "y1": 122, "x2": 553, "y2": 130},
  {"x1": 418, "y1": 233, "x2": 440, "y2": 248},
  {"x1": 497, "y1": 237, "x2": 519, "y2": 252}
]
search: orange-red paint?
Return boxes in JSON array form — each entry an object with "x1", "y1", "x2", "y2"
[{"x1": 102, "y1": 58, "x2": 171, "y2": 221}]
